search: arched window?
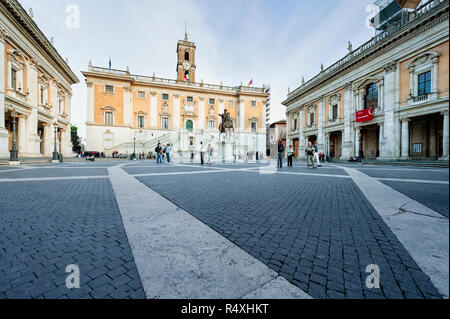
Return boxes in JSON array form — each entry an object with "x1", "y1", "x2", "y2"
[
  {"x1": 184, "y1": 51, "x2": 189, "y2": 61},
  {"x1": 364, "y1": 83, "x2": 378, "y2": 109},
  {"x1": 186, "y1": 120, "x2": 193, "y2": 132}
]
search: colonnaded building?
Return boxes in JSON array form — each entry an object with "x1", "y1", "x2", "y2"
[
  {"x1": 283, "y1": 0, "x2": 449, "y2": 161},
  {"x1": 0, "y1": 0, "x2": 79, "y2": 159},
  {"x1": 83, "y1": 34, "x2": 270, "y2": 159}
]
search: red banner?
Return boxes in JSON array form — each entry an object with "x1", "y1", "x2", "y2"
[{"x1": 356, "y1": 108, "x2": 373, "y2": 123}]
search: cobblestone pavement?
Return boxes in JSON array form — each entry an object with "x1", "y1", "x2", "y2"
[
  {"x1": 137, "y1": 163, "x2": 444, "y2": 299},
  {"x1": 0, "y1": 177, "x2": 145, "y2": 299},
  {"x1": 0, "y1": 160, "x2": 447, "y2": 299}
]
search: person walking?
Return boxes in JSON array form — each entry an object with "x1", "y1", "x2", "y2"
[
  {"x1": 164, "y1": 143, "x2": 172, "y2": 163},
  {"x1": 277, "y1": 140, "x2": 285, "y2": 168},
  {"x1": 287, "y1": 145, "x2": 294, "y2": 167},
  {"x1": 305, "y1": 141, "x2": 316, "y2": 169},
  {"x1": 155, "y1": 143, "x2": 163, "y2": 164},
  {"x1": 207, "y1": 144, "x2": 213, "y2": 165},
  {"x1": 314, "y1": 141, "x2": 322, "y2": 167},
  {"x1": 199, "y1": 142, "x2": 206, "y2": 165}
]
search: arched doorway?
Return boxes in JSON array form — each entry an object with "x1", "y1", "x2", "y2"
[{"x1": 186, "y1": 120, "x2": 193, "y2": 132}]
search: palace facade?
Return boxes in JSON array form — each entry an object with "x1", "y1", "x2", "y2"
[
  {"x1": 83, "y1": 35, "x2": 270, "y2": 159},
  {"x1": 0, "y1": 0, "x2": 79, "y2": 159},
  {"x1": 283, "y1": 0, "x2": 449, "y2": 161}
]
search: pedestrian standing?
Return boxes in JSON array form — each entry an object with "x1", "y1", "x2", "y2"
[
  {"x1": 207, "y1": 144, "x2": 213, "y2": 165},
  {"x1": 165, "y1": 144, "x2": 172, "y2": 163},
  {"x1": 314, "y1": 141, "x2": 321, "y2": 167},
  {"x1": 200, "y1": 142, "x2": 205, "y2": 165},
  {"x1": 287, "y1": 145, "x2": 294, "y2": 167},
  {"x1": 305, "y1": 141, "x2": 316, "y2": 169},
  {"x1": 277, "y1": 140, "x2": 285, "y2": 168},
  {"x1": 155, "y1": 143, "x2": 163, "y2": 164}
]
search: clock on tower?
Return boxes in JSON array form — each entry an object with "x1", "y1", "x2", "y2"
[{"x1": 177, "y1": 35, "x2": 196, "y2": 83}]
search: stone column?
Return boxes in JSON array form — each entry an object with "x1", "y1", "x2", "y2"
[
  {"x1": 378, "y1": 80, "x2": 384, "y2": 112},
  {"x1": 400, "y1": 119, "x2": 410, "y2": 159},
  {"x1": 86, "y1": 81, "x2": 94, "y2": 124},
  {"x1": 0, "y1": 28, "x2": 9, "y2": 157},
  {"x1": 342, "y1": 82, "x2": 353, "y2": 158},
  {"x1": 44, "y1": 123, "x2": 52, "y2": 156},
  {"x1": 325, "y1": 133, "x2": 330, "y2": 157},
  {"x1": 286, "y1": 111, "x2": 291, "y2": 146},
  {"x1": 378, "y1": 123, "x2": 384, "y2": 159},
  {"x1": 199, "y1": 97, "x2": 205, "y2": 130},
  {"x1": 17, "y1": 116, "x2": 26, "y2": 155},
  {"x1": 431, "y1": 56, "x2": 439, "y2": 99},
  {"x1": 150, "y1": 92, "x2": 157, "y2": 128},
  {"x1": 299, "y1": 109, "x2": 305, "y2": 158},
  {"x1": 355, "y1": 127, "x2": 361, "y2": 158},
  {"x1": 382, "y1": 61, "x2": 399, "y2": 160},
  {"x1": 317, "y1": 97, "x2": 325, "y2": 152},
  {"x1": 123, "y1": 87, "x2": 132, "y2": 127},
  {"x1": 27, "y1": 60, "x2": 40, "y2": 156},
  {"x1": 173, "y1": 95, "x2": 180, "y2": 130},
  {"x1": 440, "y1": 111, "x2": 449, "y2": 160},
  {"x1": 239, "y1": 99, "x2": 245, "y2": 132}
]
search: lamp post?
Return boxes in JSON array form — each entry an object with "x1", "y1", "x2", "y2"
[
  {"x1": 52, "y1": 123, "x2": 59, "y2": 163},
  {"x1": 132, "y1": 137, "x2": 136, "y2": 160},
  {"x1": 9, "y1": 110, "x2": 19, "y2": 165}
]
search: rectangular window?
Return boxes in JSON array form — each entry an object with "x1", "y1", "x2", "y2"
[
  {"x1": 309, "y1": 113, "x2": 315, "y2": 126},
  {"x1": 418, "y1": 71, "x2": 431, "y2": 96},
  {"x1": 40, "y1": 86, "x2": 44, "y2": 105},
  {"x1": 162, "y1": 118, "x2": 169, "y2": 129},
  {"x1": 137, "y1": 91, "x2": 146, "y2": 98},
  {"x1": 293, "y1": 119, "x2": 298, "y2": 131},
  {"x1": 412, "y1": 143, "x2": 423, "y2": 154},
  {"x1": 11, "y1": 69, "x2": 17, "y2": 90},
  {"x1": 187, "y1": 96, "x2": 194, "y2": 103},
  {"x1": 251, "y1": 101, "x2": 257, "y2": 107},
  {"x1": 228, "y1": 101, "x2": 233, "y2": 107},
  {"x1": 209, "y1": 98, "x2": 215, "y2": 105},
  {"x1": 208, "y1": 120, "x2": 215, "y2": 130},
  {"x1": 162, "y1": 94, "x2": 169, "y2": 100},
  {"x1": 251, "y1": 122, "x2": 257, "y2": 133},
  {"x1": 137, "y1": 116, "x2": 145, "y2": 128},
  {"x1": 59, "y1": 100, "x2": 64, "y2": 114},
  {"x1": 332, "y1": 104, "x2": 338, "y2": 120},
  {"x1": 105, "y1": 85, "x2": 114, "y2": 93},
  {"x1": 105, "y1": 112, "x2": 113, "y2": 125}
]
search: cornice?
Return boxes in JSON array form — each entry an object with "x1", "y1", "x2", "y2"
[
  {"x1": 284, "y1": 1, "x2": 449, "y2": 105},
  {"x1": 0, "y1": 0, "x2": 79, "y2": 84}
]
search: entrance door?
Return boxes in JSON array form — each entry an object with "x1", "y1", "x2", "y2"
[
  {"x1": 293, "y1": 139, "x2": 299, "y2": 158},
  {"x1": 186, "y1": 120, "x2": 193, "y2": 132}
]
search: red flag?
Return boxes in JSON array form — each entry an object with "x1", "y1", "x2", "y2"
[
  {"x1": 356, "y1": 108, "x2": 373, "y2": 123},
  {"x1": 248, "y1": 79, "x2": 253, "y2": 86}
]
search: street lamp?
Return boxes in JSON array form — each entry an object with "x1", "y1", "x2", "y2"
[
  {"x1": 52, "y1": 123, "x2": 59, "y2": 163},
  {"x1": 9, "y1": 110, "x2": 19, "y2": 165},
  {"x1": 132, "y1": 137, "x2": 136, "y2": 160}
]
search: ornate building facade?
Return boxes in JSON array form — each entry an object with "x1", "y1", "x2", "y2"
[
  {"x1": 284, "y1": 0, "x2": 449, "y2": 161},
  {"x1": 83, "y1": 35, "x2": 270, "y2": 159},
  {"x1": 0, "y1": 0, "x2": 79, "y2": 159}
]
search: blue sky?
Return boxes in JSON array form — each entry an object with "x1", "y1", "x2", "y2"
[{"x1": 18, "y1": 0, "x2": 375, "y2": 139}]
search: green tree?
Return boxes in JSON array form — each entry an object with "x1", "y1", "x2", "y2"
[{"x1": 71, "y1": 126, "x2": 82, "y2": 153}]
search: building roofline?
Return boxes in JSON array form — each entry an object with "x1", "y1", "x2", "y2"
[
  {"x1": 282, "y1": 0, "x2": 448, "y2": 106},
  {"x1": 82, "y1": 66, "x2": 271, "y2": 97}
]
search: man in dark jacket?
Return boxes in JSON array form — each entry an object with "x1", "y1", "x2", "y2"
[
  {"x1": 155, "y1": 143, "x2": 163, "y2": 164},
  {"x1": 277, "y1": 140, "x2": 285, "y2": 168}
]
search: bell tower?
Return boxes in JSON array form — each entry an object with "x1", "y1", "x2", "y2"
[{"x1": 177, "y1": 31, "x2": 196, "y2": 83}]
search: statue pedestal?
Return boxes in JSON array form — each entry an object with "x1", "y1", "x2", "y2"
[{"x1": 221, "y1": 140, "x2": 234, "y2": 163}]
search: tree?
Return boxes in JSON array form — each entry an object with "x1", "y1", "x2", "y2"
[{"x1": 71, "y1": 126, "x2": 82, "y2": 153}]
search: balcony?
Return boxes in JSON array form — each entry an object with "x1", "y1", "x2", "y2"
[{"x1": 412, "y1": 94, "x2": 429, "y2": 103}]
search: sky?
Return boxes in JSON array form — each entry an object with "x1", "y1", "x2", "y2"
[{"x1": 18, "y1": 0, "x2": 376, "y2": 139}]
